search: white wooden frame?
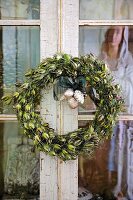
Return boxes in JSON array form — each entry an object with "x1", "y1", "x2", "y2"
[
  {"x1": 40, "y1": 1, "x2": 79, "y2": 199},
  {"x1": 0, "y1": 20, "x2": 40, "y2": 26},
  {"x1": 79, "y1": 20, "x2": 133, "y2": 26}
]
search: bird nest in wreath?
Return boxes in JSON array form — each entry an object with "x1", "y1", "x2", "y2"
[{"x1": 2, "y1": 53, "x2": 124, "y2": 161}]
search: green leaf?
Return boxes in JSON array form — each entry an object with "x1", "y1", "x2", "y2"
[
  {"x1": 53, "y1": 144, "x2": 61, "y2": 150},
  {"x1": 89, "y1": 126, "x2": 94, "y2": 133},
  {"x1": 13, "y1": 92, "x2": 19, "y2": 98},
  {"x1": 34, "y1": 140, "x2": 39, "y2": 145},
  {"x1": 42, "y1": 132, "x2": 49, "y2": 139},
  {"x1": 2, "y1": 95, "x2": 13, "y2": 105},
  {"x1": 43, "y1": 144, "x2": 50, "y2": 152},
  {"x1": 62, "y1": 149, "x2": 69, "y2": 155},
  {"x1": 29, "y1": 122, "x2": 35, "y2": 129},
  {"x1": 20, "y1": 98, "x2": 26, "y2": 104},
  {"x1": 16, "y1": 104, "x2": 21, "y2": 110},
  {"x1": 49, "y1": 151, "x2": 56, "y2": 156},
  {"x1": 24, "y1": 123, "x2": 29, "y2": 129},
  {"x1": 23, "y1": 112, "x2": 30, "y2": 120},
  {"x1": 67, "y1": 144, "x2": 75, "y2": 151},
  {"x1": 34, "y1": 135, "x2": 40, "y2": 142},
  {"x1": 63, "y1": 54, "x2": 71, "y2": 63},
  {"x1": 32, "y1": 89, "x2": 36, "y2": 95},
  {"x1": 18, "y1": 111, "x2": 23, "y2": 118},
  {"x1": 74, "y1": 140, "x2": 82, "y2": 146},
  {"x1": 69, "y1": 132, "x2": 77, "y2": 138},
  {"x1": 21, "y1": 82, "x2": 29, "y2": 89},
  {"x1": 25, "y1": 104, "x2": 31, "y2": 111}
]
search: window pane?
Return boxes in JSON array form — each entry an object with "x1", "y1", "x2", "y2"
[
  {"x1": 0, "y1": 26, "x2": 40, "y2": 114},
  {"x1": 0, "y1": 0, "x2": 40, "y2": 19},
  {"x1": 0, "y1": 121, "x2": 39, "y2": 198},
  {"x1": 80, "y1": 0, "x2": 133, "y2": 20},
  {"x1": 79, "y1": 25, "x2": 133, "y2": 116},
  {"x1": 78, "y1": 120, "x2": 133, "y2": 200}
]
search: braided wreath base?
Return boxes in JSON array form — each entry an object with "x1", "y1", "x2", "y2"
[{"x1": 3, "y1": 53, "x2": 123, "y2": 161}]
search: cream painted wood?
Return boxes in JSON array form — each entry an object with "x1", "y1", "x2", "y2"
[
  {"x1": 40, "y1": 0, "x2": 58, "y2": 199},
  {"x1": 1, "y1": 114, "x2": 133, "y2": 121},
  {"x1": 40, "y1": 88, "x2": 58, "y2": 200},
  {"x1": 79, "y1": 20, "x2": 133, "y2": 26},
  {"x1": 78, "y1": 114, "x2": 133, "y2": 121},
  {"x1": 40, "y1": 0, "x2": 58, "y2": 58},
  {"x1": 40, "y1": 88, "x2": 78, "y2": 200},
  {"x1": 53, "y1": 2, "x2": 80, "y2": 197},
  {"x1": 60, "y1": 0, "x2": 79, "y2": 56},
  {"x1": 0, "y1": 20, "x2": 40, "y2": 26},
  {"x1": 40, "y1": 0, "x2": 79, "y2": 199},
  {"x1": 56, "y1": 1, "x2": 79, "y2": 199}
]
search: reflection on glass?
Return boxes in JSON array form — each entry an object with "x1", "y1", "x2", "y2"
[
  {"x1": 0, "y1": 26, "x2": 40, "y2": 114},
  {"x1": 80, "y1": 0, "x2": 133, "y2": 20},
  {"x1": 79, "y1": 25, "x2": 133, "y2": 115},
  {"x1": 79, "y1": 25, "x2": 133, "y2": 199},
  {"x1": 0, "y1": 0, "x2": 40, "y2": 19},
  {"x1": 78, "y1": 120, "x2": 133, "y2": 200},
  {"x1": 0, "y1": 121, "x2": 39, "y2": 198}
]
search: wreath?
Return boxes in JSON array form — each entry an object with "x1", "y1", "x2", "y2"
[{"x1": 3, "y1": 53, "x2": 123, "y2": 161}]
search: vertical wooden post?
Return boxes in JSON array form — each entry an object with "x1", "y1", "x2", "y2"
[{"x1": 40, "y1": 0, "x2": 79, "y2": 199}]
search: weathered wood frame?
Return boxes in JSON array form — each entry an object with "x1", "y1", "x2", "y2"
[{"x1": 40, "y1": 1, "x2": 79, "y2": 199}]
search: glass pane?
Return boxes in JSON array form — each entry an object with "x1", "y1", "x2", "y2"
[
  {"x1": 0, "y1": 0, "x2": 40, "y2": 19},
  {"x1": 0, "y1": 121, "x2": 39, "y2": 198},
  {"x1": 78, "y1": 120, "x2": 133, "y2": 200},
  {"x1": 0, "y1": 26, "x2": 40, "y2": 114},
  {"x1": 80, "y1": 0, "x2": 133, "y2": 20},
  {"x1": 79, "y1": 25, "x2": 133, "y2": 116}
]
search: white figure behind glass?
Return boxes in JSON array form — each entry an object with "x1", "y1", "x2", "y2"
[{"x1": 100, "y1": 26, "x2": 133, "y2": 199}]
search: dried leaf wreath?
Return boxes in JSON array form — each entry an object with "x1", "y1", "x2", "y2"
[{"x1": 2, "y1": 53, "x2": 124, "y2": 161}]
